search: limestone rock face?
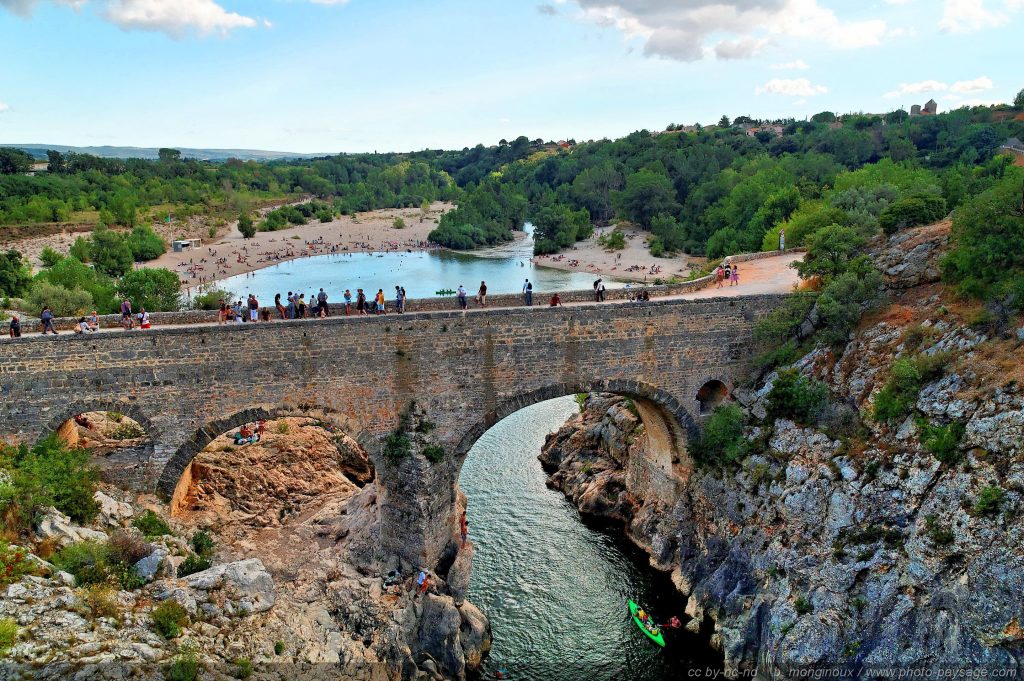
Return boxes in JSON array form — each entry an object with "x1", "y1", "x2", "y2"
[
  {"x1": 35, "y1": 507, "x2": 108, "y2": 547},
  {"x1": 94, "y1": 490, "x2": 134, "y2": 527},
  {"x1": 541, "y1": 256, "x2": 1024, "y2": 677},
  {"x1": 182, "y1": 558, "x2": 276, "y2": 615},
  {"x1": 870, "y1": 222, "x2": 949, "y2": 289}
]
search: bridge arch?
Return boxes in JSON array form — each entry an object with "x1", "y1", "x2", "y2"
[
  {"x1": 156, "y1": 404, "x2": 378, "y2": 502},
  {"x1": 451, "y1": 379, "x2": 699, "y2": 476},
  {"x1": 41, "y1": 399, "x2": 159, "y2": 446}
]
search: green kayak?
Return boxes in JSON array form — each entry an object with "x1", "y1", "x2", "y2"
[{"x1": 628, "y1": 599, "x2": 666, "y2": 647}]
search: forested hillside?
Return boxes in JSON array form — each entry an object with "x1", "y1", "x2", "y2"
[{"x1": 1, "y1": 98, "x2": 1022, "y2": 318}]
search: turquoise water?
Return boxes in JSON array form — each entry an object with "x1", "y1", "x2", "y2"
[
  {"x1": 210, "y1": 227, "x2": 619, "y2": 303},
  {"x1": 458, "y1": 398, "x2": 722, "y2": 680}
]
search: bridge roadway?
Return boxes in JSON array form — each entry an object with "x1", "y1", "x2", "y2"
[{"x1": 0, "y1": 252, "x2": 800, "y2": 570}]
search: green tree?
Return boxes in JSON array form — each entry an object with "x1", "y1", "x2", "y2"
[
  {"x1": 0, "y1": 148, "x2": 33, "y2": 175},
  {"x1": 109, "y1": 192, "x2": 138, "y2": 227},
  {"x1": 125, "y1": 225, "x2": 166, "y2": 261},
  {"x1": 718, "y1": 115, "x2": 731, "y2": 127},
  {"x1": 69, "y1": 236, "x2": 92, "y2": 263},
  {"x1": 572, "y1": 163, "x2": 621, "y2": 222},
  {"x1": 89, "y1": 226, "x2": 135, "y2": 277},
  {"x1": 46, "y1": 150, "x2": 66, "y2": 174},
  {"x1": 795, "y1": 224, "x2": 867, "y2": 280},
  {"x1": 237, "y1": 213, "x2": 256, "y2": 238},
  {"x1": 38, "y1": 256, "x2": 117, "y2": 313},
  {"x1": 39, "y1": 246, "x2": 63, "y2": 268},
  {"x1": 942, "y1": 169, "x2": 1024, "y2": 302},
  {"x1": 158, "y1": 148, "x2": 182, "y2": 163},
  {"x1": 117, "y1": 268, "x2": 181, "y2": 312},
  {"x1": 617, "y1": 170, "x2": 679, "y2": 229},
  {"x1": 1014, "y1": 88, "x2": 1024, "y2": 110},
  {"x1": 25, "y1": 281, "x2": 93, "y2": 317},
  {"x1": 0, "y1": 250, "x2": 32, "y2": 298},
  {"x1": 650, "y1": 214, "x2": 686, "y2": 252},
  {"x1": 811, "y1": 111, "x2": 837, "y2": 124}
]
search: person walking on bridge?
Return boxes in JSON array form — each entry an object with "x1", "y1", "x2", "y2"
[
  {"x1": 457, "y1": 285, "x2": 468, "y2": 310},
  {"x1": 523, "y1": 279, "x2": 533, "y2": 306},
  {"x1": 477, "y1": 281, "x2": 487, "y2": 307}
]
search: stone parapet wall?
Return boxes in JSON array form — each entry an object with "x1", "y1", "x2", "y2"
[{"x1": 10, "y1": 249, "x2": 801, "y2": 333}]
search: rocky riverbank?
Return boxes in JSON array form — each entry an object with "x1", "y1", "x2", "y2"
[
  {"x1": 1, "y1": 418, "x2": 488, "y2": 680},
  {"x1": 540, "y1": 223, "x2": 1024, "y2": 675}
]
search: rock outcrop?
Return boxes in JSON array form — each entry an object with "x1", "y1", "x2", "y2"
[{"x1": 541, "y1": 224, "x2": 1024, "y2": 676}]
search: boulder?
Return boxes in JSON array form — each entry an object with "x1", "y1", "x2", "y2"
[
  {"x1": 182, "y1": 558, "x2": 276, "y2": 615},
  {"x1": 35, "y1": 508, "x2": 107, "y2": 547},
  {"x1": 446, "y1": 544, "x2": 473, "y2": 607},
  {"x1": 133, "y1": 548, "x2": 168, "y2": 583},
  {"x1": 457, "y1": 601, "x2": 491, "y2": 671},
  {"x1": 94, "y1": 491, "x2": 134, "y2": 527}
]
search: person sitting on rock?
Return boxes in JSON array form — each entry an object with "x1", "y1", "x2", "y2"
[{"x1": 416, "y1": 570, "x2": 430, "y2": 595}]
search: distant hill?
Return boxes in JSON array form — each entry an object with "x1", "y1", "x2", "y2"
[{"x1": 1, "y1": 143, "x2": 329, "y2": 162}]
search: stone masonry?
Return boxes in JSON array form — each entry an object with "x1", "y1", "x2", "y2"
[{"x1": 0, "y1": 294, "x2": 783, "y2": 570}]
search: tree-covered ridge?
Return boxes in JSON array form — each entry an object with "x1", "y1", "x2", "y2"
[{"x1": 432, "y1": 105, "x2": 1022, "y2": 258}]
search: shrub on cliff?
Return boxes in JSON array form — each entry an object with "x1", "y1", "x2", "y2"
[
  {"x1": 0, "y1": 542, "x2": 35, "y2": 587},
  {"x1": 696, "y1": 404, "x2": 747, "y2": 466},
  {"x1": 766, "y1": 370, "x2": 828, "y2": 425},
  {"x1": 0, "y1": 618, "x2": 18, "y2": 656},
  {"x1": 878, "y1": 195, "x2": 947, "y2": 235},
  {"x1": 151, "y1": 600, "x2": 189, "y2": 639},
  {"x1": 133, "y1": 510, "x2": 171, "y2": 539},
  {"x1": 942, "y1": 168, "x2": 1024, "y2": 306},
  {"x1": 0, "y1": 436, "x2": 99, "y2": 532}
]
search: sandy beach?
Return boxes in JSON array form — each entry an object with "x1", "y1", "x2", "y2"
[
  {"x1": 531, "y1": 226, "x2": 701, "y2": 284},
  {"x1": 152, "y1": 203, "x2": 451, "y2": 289}
]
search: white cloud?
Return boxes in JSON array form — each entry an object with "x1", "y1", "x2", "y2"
[
  {"x1": 883, "y1": 76, "x2": 993, "y2": 98},
  {"x1": 0, "y1": 0, "x2": 257, "y2": 37},
  {"x1": 713, "y1": 36, "x2": 770, "y2": 59},
  {"x1": 567, "y1": 0, "x2": 889, "y2": 62},
  {"x1": 0, "y1": 102, "x2": 10, "y2": 113},
  {"x1": 884, "y1": 80, "x2": 949, "y2": 98},
  {"x1": 102, "y1": 0, "x2": 256, "y2": 37},
  {"x1": 951, "y1": 76, "x2": 993, "y2": 93},
  {"x1": 755, "y1": 77, "x2": 827, "y2": 97},
  {"x1": 938, "y1": 0, "x2": 1007, "y2": 32},
  {"x1": 770, "y1": 59, "x2": 809, "y2": 70}
]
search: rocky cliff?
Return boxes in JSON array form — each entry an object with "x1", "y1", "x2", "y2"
[
  {"x1": 540, "y1": 224, "x2": 1024, "y2": 675},
  {"x1": 1, "y1": 418, "x2": 488, "y2": 681}
]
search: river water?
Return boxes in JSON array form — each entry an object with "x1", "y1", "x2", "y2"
[
  {"x1": 213, "y1": 226, "x2": 621, "y2": 303},
  {"x1": 458, "y1": 397, "x2": 722, "y2": 680}
]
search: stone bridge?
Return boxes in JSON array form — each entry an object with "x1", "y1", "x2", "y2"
[{"x1": 0, "y1": 294, "x2": 783, "y2": 570}]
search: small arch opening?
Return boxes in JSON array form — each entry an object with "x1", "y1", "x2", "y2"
[
  {"x1": 696, "y1": 380, "x2": 730, "y2": 415},
  {"x1": 55, "y1": 410, "x2": 154, "y2": 492}
]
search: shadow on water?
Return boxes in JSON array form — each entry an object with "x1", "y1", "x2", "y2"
[{"x1": 458, "y1": 397, "x2": 723, "y2": 681}]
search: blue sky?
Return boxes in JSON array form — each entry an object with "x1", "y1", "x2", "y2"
[{"x1": 0, "y1": 0, "x2": 1021, "y2": 153}]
